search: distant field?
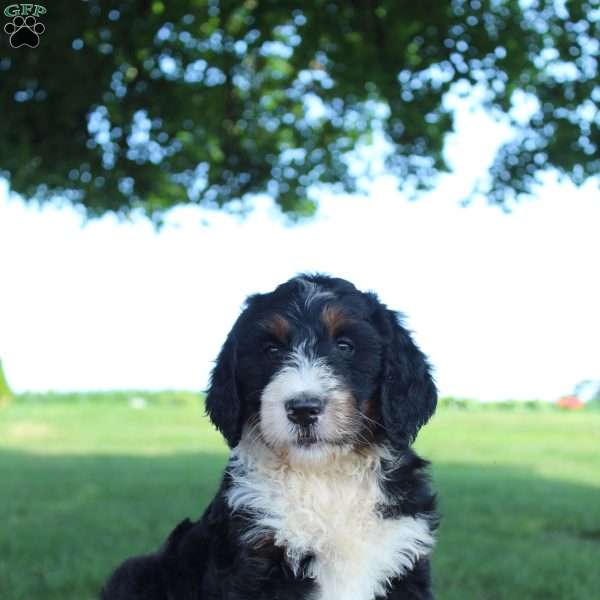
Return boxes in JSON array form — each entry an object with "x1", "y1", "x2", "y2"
[{"x1": 1, "y1": 394, "x2": 599, "y2": 600}]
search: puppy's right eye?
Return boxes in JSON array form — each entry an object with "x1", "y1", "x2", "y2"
[{"x1": 264, "y1": 343, "x2": 281, "y2": 356}]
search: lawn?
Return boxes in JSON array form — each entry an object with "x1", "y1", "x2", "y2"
[{"x1": 1, "y1": 395, "x2": 599, "y2": 599}]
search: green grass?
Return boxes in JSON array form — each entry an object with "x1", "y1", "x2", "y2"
[{"x1": 1, "y1": 396, "x2": 599, "y2": 599}]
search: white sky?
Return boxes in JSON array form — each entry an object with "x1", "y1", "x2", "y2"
[{"x1": 0, "y1": 101, "x2": 598, "y2": 400}]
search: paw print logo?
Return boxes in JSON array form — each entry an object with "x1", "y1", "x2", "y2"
[{"x1": 4, "y1": 15, "x2": 45, "y2": 48}]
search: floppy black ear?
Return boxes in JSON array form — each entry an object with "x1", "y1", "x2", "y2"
[
  {"x1": 205, "y1": 332, "x2": 242, "y2": 448},
  {"x1": 375, "y1": 306, "x2": 437, "y2": 448}
]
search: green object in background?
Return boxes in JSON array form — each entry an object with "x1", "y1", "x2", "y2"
[{"x1": 0, "y1": 358, "x2": 14, "y2": 407}]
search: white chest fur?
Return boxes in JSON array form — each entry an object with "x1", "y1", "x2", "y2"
[{"x1": 226, "y1": 441, "x2": 435, "y2": 600}]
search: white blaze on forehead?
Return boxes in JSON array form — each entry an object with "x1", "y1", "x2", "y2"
[{"x1": 297, "y1": 279, "x2": 335, "y2": 309}]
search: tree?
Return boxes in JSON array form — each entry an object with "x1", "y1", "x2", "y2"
[
  {"x1": 0, "y1": 358, "x2": 14, "y2": 407},
  {"x1": 1, "y1": 0, "x2": 598, "y2": 220}
]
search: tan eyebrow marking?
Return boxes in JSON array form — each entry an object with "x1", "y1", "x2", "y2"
[
  {"x1": 260, "y1": 313, "x2": 291, "y2": 343},
  {"x1": 321, "y1": 305, "x2": 352, "y2": 337}
]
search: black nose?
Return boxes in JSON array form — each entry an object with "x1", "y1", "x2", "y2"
[{"x1": 285, "y1": 396, "x2": 324, "y2": 427}]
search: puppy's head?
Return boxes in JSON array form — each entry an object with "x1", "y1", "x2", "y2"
[{"x1": 206, "y1": 275, "x2": 436, "y2": 460}]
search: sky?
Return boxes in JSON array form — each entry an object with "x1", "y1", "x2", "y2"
[{"x1": 0, "y1": 101, "x2": 599, "y2": 401}]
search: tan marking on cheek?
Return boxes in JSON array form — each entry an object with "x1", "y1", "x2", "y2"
[
  {"x1": 250, "y1": 529, "x2": 276, "y2": 550},
  {"x1": 321, "y1": 305, "x2": 352, "y2": 337},
  {"x1": 363, "y1": 397, "x2": 379, "y2": 426},
  {"x1": 261, "y1": 313, "x2": 291, "y2": 343},
  {"x1": 355, "y1": 398, "x2": 379, "y2": 448},
  {"x1": 326, "y1": 390, "x2": 362, "y2": 439}
]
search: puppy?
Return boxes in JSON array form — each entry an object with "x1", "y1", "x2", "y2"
[{"x1": 102, "y1": 274, "x2": 438, "y2": 600}]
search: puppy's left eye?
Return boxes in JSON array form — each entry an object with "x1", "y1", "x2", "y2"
[
  {"x1": 336, "y1": 338, "x2": 354, "y2": 354},
  {"x1": 264, "y1": 343, "x2": 281, "y2": 356}
]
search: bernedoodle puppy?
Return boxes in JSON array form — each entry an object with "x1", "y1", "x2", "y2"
[{"x1": 102, "y1": 274, "x2": 438, "y2": 600}]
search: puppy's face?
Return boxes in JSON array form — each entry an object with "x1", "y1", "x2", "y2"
[
  {"x1": 206, "y1": 276, "x2": 437, "y2": 458},
  {"x1": 236, "y1": 282, "x2": 383, "y2": 456}
]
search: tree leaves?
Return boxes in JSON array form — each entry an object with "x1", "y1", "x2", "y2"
[{"x1": 0, "y1": 0, "x2": 597, "y2": 220}]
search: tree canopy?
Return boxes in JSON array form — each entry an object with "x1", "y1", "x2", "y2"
[{"x1": 1, "y1": 0, "x2": 598, "y2": 220}]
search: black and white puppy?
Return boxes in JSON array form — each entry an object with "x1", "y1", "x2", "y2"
[{"x1": 102, "y1": 274, "x2": 438, "y2": 600}]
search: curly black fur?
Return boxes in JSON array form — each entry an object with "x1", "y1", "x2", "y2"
[{"x1": 101, "y1": 274, "x2": 438, "y2": 600}]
